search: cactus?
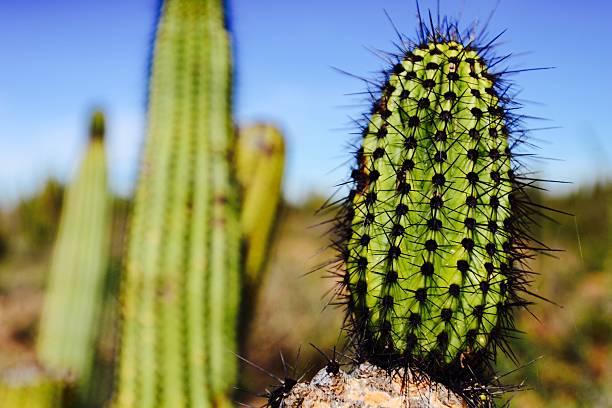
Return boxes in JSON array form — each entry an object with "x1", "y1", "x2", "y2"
[
  {"x1": 236, "y1": 124, "x2": 285, "y2": 294},
  {"x1": 36, "y1": 111, "x2": 110, "y2": 388},
  {"x1": 336, "y1": 22, "x2": 538, "y2": 393},
  {"x1": 0, "y1": 368, "x2": 62, "y2": 408},
  {"x1": 115, "y1": 0, "x2": 240, "y2": 406},
  {"x1": 235, "y1": 124, "x2": 285, "y2": 354}
]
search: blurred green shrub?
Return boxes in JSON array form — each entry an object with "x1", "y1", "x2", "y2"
[{"x1": 17, "y1": 179, "x2": 63, "y2": 249}]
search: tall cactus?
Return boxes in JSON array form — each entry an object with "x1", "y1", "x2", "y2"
[
  {"x1": 337, "y1": 25, "x2": 537, "y2": 393},
  {"x1": 36, "y1": 111, "x2": 110, "y2": 387},
  {"x1": 115, "y1": 0, "x2": 239, "y2": 406}
]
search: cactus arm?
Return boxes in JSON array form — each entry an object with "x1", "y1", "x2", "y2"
[
  {"x1": 236, "y1": 124, "x2": 285, "y2": 289},
  {"x1": 234, "y1": 123, "x2": 285, "y2": 360}
]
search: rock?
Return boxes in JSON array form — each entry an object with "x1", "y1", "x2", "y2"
[{"x1": 282, "y1": 362, "x2": 467, "y2": 408}]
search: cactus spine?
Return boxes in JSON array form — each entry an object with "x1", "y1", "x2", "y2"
[
  {"x1": 36, "y1": 111, "x2": 110, "y2": 386},
  {"x1": 340, "y1": 36, "x2": 527, "y2": 379},
  {"x1": 115, "y1": 0, "x2": 239, "y2": 406}
]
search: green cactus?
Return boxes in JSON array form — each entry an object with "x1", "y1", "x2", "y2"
[
  {"x1": 236, "y1": 124, "x2": 285, "y2": 293},
  {"x1": 0, "y1": 368, "x2": 62, "y2": 408},
  {"x1": 115, "y1": 0, "x2": 239, "y2": 406},
  {"x1": 36, "y1": 110, "x2": 110, "y2": 387},
  {"x1": 343, "y1": 39, "x2": 519, "y2": 368},
  {"x1": 235, "y1": 124, "x2": 285, "y2": 349}
]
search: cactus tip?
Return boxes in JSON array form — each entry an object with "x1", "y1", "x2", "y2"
[{"x1": 90, "y1": 110, "x2": 105, "y2": 140}]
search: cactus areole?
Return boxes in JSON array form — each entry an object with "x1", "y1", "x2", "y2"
[{"x1": 337, "y1": 21, "x2": 541, "y2": 396}]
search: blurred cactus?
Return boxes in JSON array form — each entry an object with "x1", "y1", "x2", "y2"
[
  {"x1": 115, "y1": 0, "x2": 240, "y2": 406},
  {"x1": 0, "y1": 367, "x2": 62, "y2": 408},
  {"x1": 36, "y1": 111, "x2": 111, "y2": 390},
  {"x1": 236, "y1": 124, "x2": 285, "y2": 297}
]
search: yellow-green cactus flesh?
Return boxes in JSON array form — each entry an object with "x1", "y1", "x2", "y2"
[{"x1": 346, "y1": 41, "x2": 513, "y2": 364}]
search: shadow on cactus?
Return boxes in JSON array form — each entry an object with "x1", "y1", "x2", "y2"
[{"x1": 316, "y1": 10, "x2": 558, "y2": 407}]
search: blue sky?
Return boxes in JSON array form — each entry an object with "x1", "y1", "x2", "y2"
[{"x1": 0, "y1": 0, "x2": 610, "y2": 206}]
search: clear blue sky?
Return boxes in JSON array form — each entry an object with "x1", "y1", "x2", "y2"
[{"x1": 0, "y1": 0, "x2": 610, "y2": 206}]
